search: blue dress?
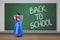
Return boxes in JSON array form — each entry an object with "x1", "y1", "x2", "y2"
[{"x1": 13, "y1": 19, "x2": 24, "y2": 36}]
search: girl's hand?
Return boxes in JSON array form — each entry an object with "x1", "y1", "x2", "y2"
[
  {"x1": 13, "y1": 15, "x2": 16, "y2": 20},
  {"x1": 20, "y1": 15, "x2": 23, "y2": 20}
]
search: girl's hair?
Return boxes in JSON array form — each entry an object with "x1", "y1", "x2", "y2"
[{"x1": 17, "y1": 12, "x2": 21, "y2": 15}]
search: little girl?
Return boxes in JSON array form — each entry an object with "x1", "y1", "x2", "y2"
[{"x1": 13, "y1": 13, "x2": 24, "y2": 37}]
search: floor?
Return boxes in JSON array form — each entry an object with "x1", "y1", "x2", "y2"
[{"x1": 0, "y1": 33, "x2": 60, "y2": 40}]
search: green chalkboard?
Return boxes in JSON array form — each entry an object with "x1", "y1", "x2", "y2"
[{"x1": 5, "y1": 3, "x2": 56, "y2": 30}]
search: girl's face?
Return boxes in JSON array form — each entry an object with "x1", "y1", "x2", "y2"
[{"x1": 16, "y1": 14, "x2": 20, "y2": 16}]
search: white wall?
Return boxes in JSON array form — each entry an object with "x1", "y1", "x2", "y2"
[
  {"x1": 0, "y1": 0, "x2": 4, "y2": 32},
  {"x1": 0, "y1": 0, "x2": 60, "y2": 33}
]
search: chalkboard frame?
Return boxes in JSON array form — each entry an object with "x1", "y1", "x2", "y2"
[{"x1": 5, "y1": 3, "x2": 57, "y2": 33}]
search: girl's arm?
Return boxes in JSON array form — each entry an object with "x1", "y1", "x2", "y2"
[
  {"x1": 20, "y1": 15, "x2": 23, "y2": 20},
  {"x1": 13, "y1": 15, "x2": 16, "y2": 20}
]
